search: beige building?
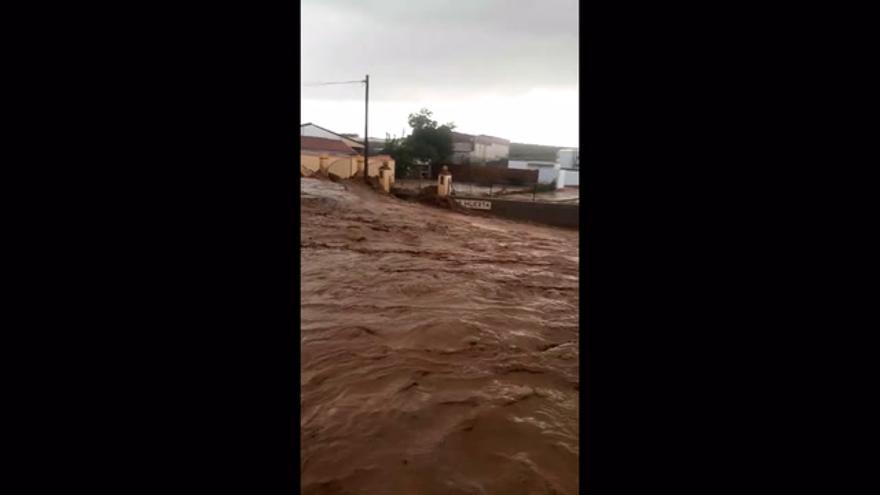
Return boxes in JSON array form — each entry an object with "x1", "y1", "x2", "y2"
[
  {"x1": 301, "y1": 123, "x2": 365, "y2": 154},
  {"x1": 300, "y1": 135, "x2": 394, "y2": 180}
]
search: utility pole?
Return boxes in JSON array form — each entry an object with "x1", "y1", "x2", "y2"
[
  {"x1": 364, "y1": 74, "x2": 370, "y2": 183},
  {"x1": 301, "y1": 76, "x2": 370, "y2": 181}
]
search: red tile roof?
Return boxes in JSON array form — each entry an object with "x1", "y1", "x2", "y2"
[{"x1": 300, "y1": 136, "x2": 357, "y2": 155}]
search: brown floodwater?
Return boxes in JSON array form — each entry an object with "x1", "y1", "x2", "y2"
[{"x1": 300, "y1": 178, "x2": 580, "y2": 494}]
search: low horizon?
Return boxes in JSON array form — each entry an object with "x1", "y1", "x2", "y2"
[
  {"x1": 301, "y1": 117, "x2": 579, "y2": 149},
  {"x1": 301, "y1": 91, "x2": 579, "y2": 149}
]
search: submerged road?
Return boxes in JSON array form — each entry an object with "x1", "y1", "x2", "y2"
[{"x1": 300, "y1": 178, "x2": 580, "y2": 495}]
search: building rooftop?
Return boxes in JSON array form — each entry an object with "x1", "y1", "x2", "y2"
[
  {"x1": 301, "y1": 122, "x2": 365, "y2": 148},
  {"x1": 475, "y1": 135, "x2": 510, "y2": 146},
  {"x1": 452, "y1": 131, "x2": 510, "y2": 146},
  {"x1": 300, "y1": 136, "x2": 357, "y2": 155}
]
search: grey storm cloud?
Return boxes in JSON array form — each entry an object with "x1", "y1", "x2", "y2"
[{"x1": 301, "y1": 0, "x2": 579, "y2": 101}]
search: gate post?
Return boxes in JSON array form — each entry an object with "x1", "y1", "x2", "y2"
[
  {"x1": 386, "y1": 160, "x2": 395, "y2": 186},
  {"x1": 379, "y1": 162, "x2": 392, "y2": 193},
  {"x1": 437, "y1": 165, "x2": 452, "y2": 198}
]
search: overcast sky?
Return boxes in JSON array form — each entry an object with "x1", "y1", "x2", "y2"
[{"x1": 301, "y1": 0, "x2": 579, "y2": 147}]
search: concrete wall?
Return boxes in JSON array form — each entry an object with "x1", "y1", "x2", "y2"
[
  {"x1": 301, "y1": 154, "x2": 322, "y2": 174},
  {"x1": 508, "y1": 160, "x2": 559, "y2": 184},
  {"x1": 328, "y1": 157, "x2": 356, "y2": 177},
  {"x1": 536, "y1": 164, "x2": 560, "y2": 185},
  {"x1": 561, "y1": 167, "x2": 579, "y2": 187},
  {"x1": 300, "y1": 153, "x2": 394, "y2": 180},
  {"x1": 454, "y1": 195, "x2": 579, "y2": 229},
  {"x1": 300, "y1": 153, "x2": 357, "y2": 177}
]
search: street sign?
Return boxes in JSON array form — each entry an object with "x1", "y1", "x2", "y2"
[{"x1": 456, "y1": 199, "x2": 492, "y2": 210}]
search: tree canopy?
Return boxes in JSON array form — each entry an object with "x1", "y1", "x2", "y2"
[{"x1": 384, "y1": 109, "x2": 455, "y2": 176}]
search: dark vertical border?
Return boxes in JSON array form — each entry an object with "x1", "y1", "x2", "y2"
[
  {"x1": 292, "y1": 3, "x2": 304, "y2": 492},
  {"x1": 579, "y1": 0, "x2": 588, "y2": 490}
]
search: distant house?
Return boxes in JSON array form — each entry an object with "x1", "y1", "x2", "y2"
[
  {"x1": 300, "y1": 135, "x2": 395, "y2": 180},
  {"x1": 300, "y1": 123, "x2": 390, "y2": 155},
  {"x1": 300, "y1": 136, "x2": 357, "y2": 156},
  {"x1": 451, "y1": 132, "x2": 510, "y2": 165},
  {"x1": 301, "y1": 123, "x2": 365, "y2": 154},
  {"x1": 557, "y1": 148, "x2": 579, "y2": 169},
  {"x1": 341, "y1": 134, "x2": 387, "y2": 153},
  {"x1": 509, "y1": 142, "x2": 563, "y2": 162},
  {"x1": 300, "y1": 136, "x2": 357, "y2": 177},
  {"x1": 556, "y1": 149, "x2": 579, "y2": 187}
]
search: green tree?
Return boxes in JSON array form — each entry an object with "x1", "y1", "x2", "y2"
[
  {"x1": 386, "y1": 109, "x2": 455, "y2": 177},
  {"x1": 383, "y1": 136, "x2": 414, "y2": 175}
]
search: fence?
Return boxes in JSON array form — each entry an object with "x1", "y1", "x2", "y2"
[
  {"x1": 453, "y1": 196, "x2": 579, "y2": 228},
  {"x1": 429, "y1": 163, "x2": 538, "y2": 187},
  {"x1": 394, "y1": 163, "x2": 550, "y2": 200},
  {"x1": 390, "y1": 163, "x2": 579, "y2": 228}
]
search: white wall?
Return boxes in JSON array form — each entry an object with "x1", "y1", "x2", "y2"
[
  {"x1": 507, "y1": 160, "x2": 559, "y2": 184},
  {"x1": 561, "y1": 168, "x2": 579, "y2": 186},
  {"x1": 536, "y1": 164, "x2": 559, "y2": 184},
  {"x1": 558, "y1": 149, "x2": 579, "y2": 168}
]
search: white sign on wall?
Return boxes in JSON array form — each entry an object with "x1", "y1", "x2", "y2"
[{"x1": 456, "y1": 199, "x2": 492, "y2": 210}]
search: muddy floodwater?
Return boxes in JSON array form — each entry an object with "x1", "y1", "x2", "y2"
[{"x1": 300, "y1": 178, "x2": 580, "y2": 494}]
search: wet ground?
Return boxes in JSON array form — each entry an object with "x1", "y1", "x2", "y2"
[{"x1": 301, "y1": 178, "x2": 580, "y2": 494}]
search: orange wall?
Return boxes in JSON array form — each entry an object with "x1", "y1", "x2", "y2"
[{"x1": 300, "y1": 152, "x2": 394, "y2": 180}]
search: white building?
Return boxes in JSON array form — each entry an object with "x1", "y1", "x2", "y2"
[
  {"x1": 560, "y1": 168, "x2": 579, "y2": 187},
  {"x1": 557, "y1": 148, "x2": 579, "y2": 169},
  {"x1": 557, "y1": 149, "x2": 579, "y2": 187},
  {"x1": 508, "y1": 160, "x2": 560, "y2": 185},
  {"x1": 509, "y1": 158, "x2": 579, "y2": 188},
  {"x1": 451, "y1": 132, "x2": 510, "y2": 165}
]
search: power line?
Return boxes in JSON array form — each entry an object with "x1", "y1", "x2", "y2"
[
  {"x1": 301, "y1": 74, "x2": 372, "y2": 184},
  {"x1": 301, "y1": 79, "x2": 365, "y2": 87}
]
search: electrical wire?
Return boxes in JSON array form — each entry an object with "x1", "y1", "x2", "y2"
[{"x1": 301, "y1": 80, "x2": 365, "y2": 87}]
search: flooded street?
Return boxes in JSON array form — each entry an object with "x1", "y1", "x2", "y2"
[{"x1": 300, "y1": 178, "x2": 580, "y2": 494}]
